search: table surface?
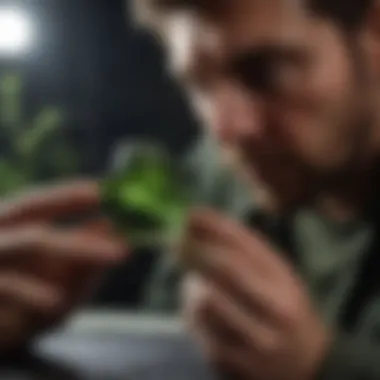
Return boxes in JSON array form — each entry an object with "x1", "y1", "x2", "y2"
[{"x1": 0, "y1": 311, "x2": 216, "y2": 380}]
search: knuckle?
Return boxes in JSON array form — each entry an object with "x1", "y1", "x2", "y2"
[
  {"x1": 279, "y1": 303, "x2": 301, "y2": 330},
  {"x1": 275, "y1": 288, "x2": 303, "y2": 327},
  {"x1": 256, "y1": 331, "x2": 281, "y2": 355}
]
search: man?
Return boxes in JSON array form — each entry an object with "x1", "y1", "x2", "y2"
[
  {"x1": 138, "y1": 0, "x2": 380, "y2": 379},
  {"x1": 2, "y1": 1, "x2": 380, "y2": 379}
]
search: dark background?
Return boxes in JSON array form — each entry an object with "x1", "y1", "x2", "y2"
[
  {"x1": 3, "y1": 0, "x2": 199, "y2": 171},
  {"x1": 0, "y1": 0, "x2": 201, "y2": 308}
]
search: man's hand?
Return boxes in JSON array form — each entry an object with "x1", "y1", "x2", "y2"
[
  {"x1": 0, "y1": 180, "x2": 127, "y2": 353},
  {"x1": 180, "y1": 209, "x2": 331, "y2": 380}
]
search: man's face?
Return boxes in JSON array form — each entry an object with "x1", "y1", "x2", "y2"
[{"x1": 164, "y1": 0, "x2": 377, "y2": 209}]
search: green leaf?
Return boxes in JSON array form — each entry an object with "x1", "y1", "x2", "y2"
[
  {"x1": 0, "y1": 159, "x2": 29, "y2": 196},
  {"x1": 0, "y1": 72, "x2": 22, "y2": 129},
  {"x1": 0, "y1": 71, "x2": 83, "y2": 193},
  {"x1": 102, "y1": 141, "x2": 190, "y2": 246},
  {"x1": 48, "y1": 142, "x2": 79, "y2": 177},
  {"x1": 16, "y1": 107, "x2": 63, "y2": 159}
]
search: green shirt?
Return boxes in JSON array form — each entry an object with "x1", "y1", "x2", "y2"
[{"x1": 294, "y1": 210, "x2": 374, "y2": 327}]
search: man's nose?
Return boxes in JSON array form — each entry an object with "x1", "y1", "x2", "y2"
[{"x1": 214, "y1": 84, "x2": 263, "y2": 145}]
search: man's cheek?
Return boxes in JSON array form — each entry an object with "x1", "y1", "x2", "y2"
[{"x1": 275, "y1": 107, "x2": 327, "y2": 164}]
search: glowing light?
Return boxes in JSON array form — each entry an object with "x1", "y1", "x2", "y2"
[{"x1": 0, "y1": 9, "x2": 34, "y2": 56}]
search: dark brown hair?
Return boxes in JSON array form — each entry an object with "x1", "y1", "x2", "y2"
[
  {"x1": 135, "y1": 0, "x2": 374, "y2": 32},
  {"x1": 309, "y1": 0, "x2": 374, "y2": 31}
]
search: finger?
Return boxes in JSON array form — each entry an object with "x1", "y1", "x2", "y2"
[
  {"x1": 182, "y1": 273, "x2": 244, "y2": 343},
  {"x1": 79, "y1": 218, "x2": 128, "y2": 248},
  {"x1": 197, "y1": 283, "x2": 279, "y2": 354},
  {"x1": 80, "y1": 218, "x2": 116, "y2": 236},
  {"x1": 0, "y1": 179, "x2": 100, "y2": 226},
  {"x1": 186, "y1": 293, "x2": 253, "y2": 380},
  {"x1": 41, "y1": 217, "x2": 122, "y2": 283},
  {"x1": 183, "y1": 239, "x2": 292, "y2": 324},
  {"x1": 200, "y1": 333, "x2": 252, "y2": 380},
  {"x1": 188, "y1": 209, "x2": 288, "y2": 275},
  {"x1": 182, "y1": 273, "x2": 209, "y2": 328},
  {"x1": 0, "y1": 273, "x2": 62, "y2": 311},
  {"x1": 206, "y1": 343, "x2": 253, "y2": 380},
  {"x1": 0, "y1": 225, "x2": 126, "y2": 264},
  {"x1": 188, "y1": 208, "x2": 254, "y2": 248},
  {"x1": 62, "y1": 219, "x2": 120, "y2": 293}
]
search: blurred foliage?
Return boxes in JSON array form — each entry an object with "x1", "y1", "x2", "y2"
[
  {"x1": 0, "y1": 71, "x2": 80, "y2": 196},
  {"x1": 102, "y1": 140, "x2": 190, "y2": 247}
]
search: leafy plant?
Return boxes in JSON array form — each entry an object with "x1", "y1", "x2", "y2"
[
  {"x1": 102, "y1": 141, "x2": 190, "y2": 247},
  {"x1": 0, "y1": 71, "x2": 80, "y2": 196}
]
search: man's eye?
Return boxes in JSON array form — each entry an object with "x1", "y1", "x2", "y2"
[
  {"x1": 230, "y1": 49, "x2": 303, "y2": 95},
  {"x1": 233, "y1": 57, "x2": 276, "y2": 93}
]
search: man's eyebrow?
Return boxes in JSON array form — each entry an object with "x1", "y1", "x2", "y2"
[
  {"x1": 228, "y1": 45, "x2": 307, "y2": 65},
  {"x1": 148, "y1": 0, "x2": 200, "y2": 9},
  {"x1": 147, "y1": 0, "x2": 221, "y2": 12}
]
